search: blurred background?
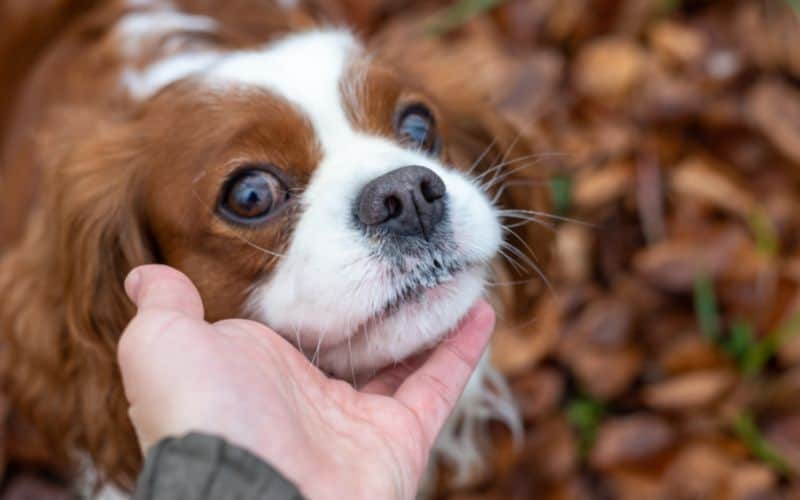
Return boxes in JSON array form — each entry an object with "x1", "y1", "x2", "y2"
[
  {"x1": 4, "y1": 0, "x2": 800, "y2": 498},
  {"x1": 335, "y1": 0, "x2": 800, "y2": 498}
]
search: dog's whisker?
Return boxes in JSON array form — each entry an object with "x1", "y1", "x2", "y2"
[
  {"x1": 502, "y1": 226, "x2": 544, "y2": 270},
  {"x1": 500, "y1": 240, "x2": 554, "y2": 295},
  {"x1": 496, "y1": 247, "x2": 526, "y2": 275},
  {"x1": 312, "y1": 331, "x2": 326, "y2": 368},
  {"x1": 465, "y1": 138, "x2": 498, "y2": 176},
  {"x1": 497, "y1": 209, "x2": 596, "y2": 227},
  {"x1": 347, "y1": 335, "x2": 357, "y2": 389},
  {"x1": 472, "y1": 153, "x2": 541, "y2": 185},
  {"x1": 293, "y1": 326, "x2": 302, "y2": 352},
  {"x1": 480, "y1": 159, "x2": 551, "y2": 192},
  {"x1": 499, "y1": 210, "x2": 558, "y2": 233},
  {"x1": 484, "y1": 277, "x2": 539, "y2": 287}
]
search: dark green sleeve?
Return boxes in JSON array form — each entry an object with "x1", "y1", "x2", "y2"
[{"x1": 134, "y1": 433, "x2": 306, "y2": 500}]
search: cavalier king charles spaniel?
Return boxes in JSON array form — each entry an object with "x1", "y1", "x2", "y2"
[{"x1": 0, "y1": 0, "x2": 549, "y2": 495}]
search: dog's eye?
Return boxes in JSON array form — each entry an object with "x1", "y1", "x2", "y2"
[
  {"x1": 219, "y1": 169, "x2": 288, "y2": 223},
  {"x1": 396, "y1": 104, "x2": 439, "y2": 154}
]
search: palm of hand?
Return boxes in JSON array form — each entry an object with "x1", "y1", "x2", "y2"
[{"x1": 119, "y1": 266, "x2": 493, "y2": 500}]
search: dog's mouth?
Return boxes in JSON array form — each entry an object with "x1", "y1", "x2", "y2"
[
  {"x1": 323, "y1": 257, "x2": 477, "y2": 356},
  {"x1": 363, "y1": 261, "x2": 469, "y2": 330}
]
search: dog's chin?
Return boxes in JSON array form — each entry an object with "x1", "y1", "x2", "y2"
[{"x1": 317, "y1": 267, "x2": 488, "y2": 380}]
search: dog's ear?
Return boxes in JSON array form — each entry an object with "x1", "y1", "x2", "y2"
[{"x1": 0, "y1": 117, "x2": 152, "y2": 488}]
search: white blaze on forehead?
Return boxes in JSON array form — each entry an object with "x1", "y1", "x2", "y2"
[
  {"x1": 204, "y1": 30, "x2": 360, "y2": 152},
  {"x1": 120, "y1": 29, "x2": 360, "y2": 131},
  {"x1": 126, "y1": 0, "x2": 167, "y2": 6},
  {"x1": 117, "y1": 11, "x2": 217, "y2": 54},
  {"x1": 116, "y1": 1, "x2": 221, "y2": 99},
  {"x1": 123, "y1": 51, "x2": 222, "y2": 99}
]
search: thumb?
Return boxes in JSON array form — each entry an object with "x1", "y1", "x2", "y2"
[
  {"x1": 393, "y1": 300, "x2": 495, "y2": 448},
  {"x1": 118, "y1": 265, "x2": 205, "y2": 404},
  {"x1": 125, "y1": 264, "x2": 204, "y2": 319}
]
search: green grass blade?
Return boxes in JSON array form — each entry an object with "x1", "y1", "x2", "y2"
[
  {"x1": 567, "y1": 397, "x2": 605, "y2": 458},
  {"x1": 694, "y1": 275, "x2": 721, "y2": 343},
  {"x1": 742, "y1": 311, "x2": 800, "y2": 376},
  {"x1": 427, "y1": 0, "x2": 506, "y2": 35},
  {"x1": 726, "y1": 320, "x2": 755, "y2": 361},
  {"x1": 733, "y1": 413, "x2": 791, "y2": 475},
  {"x1": 748, "y1": 208, "x2": 779, "y2": 257},
  {"x1": 550, "y1": 173, "x2": 573, "y2": 216}
]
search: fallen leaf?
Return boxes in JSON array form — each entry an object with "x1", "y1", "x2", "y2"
[
  {"x1": 746, "y1": 79, "x2": 800, "y2": 165},
  {"x1": 643, "y1": 370, "x2": 735, "y2": 411},
  {"x1": 574, "y1": 37, "x2": 645, "y2": 100},
  {"x1": 590, "y1": 414, "x2": 676, "y2": 469}
]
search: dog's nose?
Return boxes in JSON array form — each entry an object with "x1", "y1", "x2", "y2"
[{"x1": 357, "y1": 165, "x2": 446, "y2": 239}]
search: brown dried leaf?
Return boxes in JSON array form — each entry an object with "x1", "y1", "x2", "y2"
[
  {"x1": 493, "y1": 50, "x2": 564, "y2": 135},
  {"x1": 728, "y1": 463, "x2": 777, "y2": 500},
  {"x1": 565, "y1": 346, "x2": 643, "y2": 400},
  {"x1": 746, "y1": 78, "x2": 800, "y2": 165},
  {"x1": 633, "y1": 228, "x2": 746, "y2": 292},
  {"x1": 574, "y1": 37, "x2": 645, "y2": 99},
  {"x1": 643, "y1": 370, "x2": 735, "y2": 411},
  {"x1": 570, "y1": 297, "x2": 634, "y2": 348},
  {"x1": 492, "y1": 296, "x2": 561, "y2": 376},
  {"x1": 658, "y1": 335, "x2": 729, "y2": 375},
  {"x1": 523, "y1": 416, "x2": 579, "y2": 481},
  {"x1": 670, "y1": 156, "x2": 756, "y2": 218},
  {"x1": 764, "y1": 415, "x2": 800, "y2": 475},
  {"x1": 511, "y1": 368, "x2": 565, "y2": 422},
  {"x1": 649, "y1": 20, "x2": 707, "y2": 66},
  {"x1": 589, "y1": 414, "x2": 676, "y2": 469},
  {"x1": 605, "y1": 470, "x2": 664, "y2": 500},
  {"x1": 756, "y1": 367, "x2": 800, "y2": 416},
  {"x1": 634, "y1": 62, "x2": 705, "y2": 122},
  {"x1": 573, "y1": 162, "x2": 634, "y2": 210},
  {"x1": 663, "y1": 444, "x2": 734, "y2": 499},
  {"x1": 736, "y1": 2, "x2": 800, "y2": 78},
  {"x1": 555, "y1": 223, "x2": 593, "y2": 283}
]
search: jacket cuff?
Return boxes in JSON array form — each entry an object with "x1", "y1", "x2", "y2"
[{"x1": 134, "y1": 432, "x2": 306, "y2": 500}]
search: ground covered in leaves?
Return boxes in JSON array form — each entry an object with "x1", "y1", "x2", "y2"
[
  {"x1": 366, "y1": 0, "x2": 800, "y2": 498},
  {"x1": 4, "y1": 0, "x2": 800, "y2": 498}
]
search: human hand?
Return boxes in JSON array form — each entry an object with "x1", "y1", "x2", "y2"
[{"x1": 118, "y1": 265, "x2": 495, "y2": 500}]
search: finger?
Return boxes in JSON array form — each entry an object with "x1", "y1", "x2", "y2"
[
  {"x1": 393, "y1": 300, "x2": 495, "y2": 446},
  {"x1": 117, "y1": 265, "x2": 206, "y2": 376},
  {"x1": 125, "y1": 264, "x2": 204, "y2": 319}
]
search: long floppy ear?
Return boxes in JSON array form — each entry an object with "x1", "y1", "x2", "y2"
[{"x1": 0, "y1": 117, "x2": 153, "y2": 488}]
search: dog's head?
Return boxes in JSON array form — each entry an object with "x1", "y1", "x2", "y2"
[
  {"x1": 0, "y1": 7, "x2": 548, "y2": 487},
  {"x1": 127, "y1": 30, "x2": 501, "y2": 377}
]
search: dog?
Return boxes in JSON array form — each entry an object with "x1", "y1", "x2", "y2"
[{"x1": 0, "y1": 0, "x2": 549, "y2": 494}]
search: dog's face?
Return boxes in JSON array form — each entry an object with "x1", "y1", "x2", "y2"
[{"x1": 134, "y1": 30, "x2": 501, "y2": 377}]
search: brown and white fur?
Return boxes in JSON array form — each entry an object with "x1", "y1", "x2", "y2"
[{"x1": 0, "y1": 0, "x2": 549, "y2": 496}]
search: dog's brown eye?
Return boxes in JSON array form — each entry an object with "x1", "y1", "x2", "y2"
[
  {"x1": 219, "y1": 169, "x2": 287, "y2": 223},
  {"x1": 396, "y1": 104, "x2": 439, "y2": 155}
]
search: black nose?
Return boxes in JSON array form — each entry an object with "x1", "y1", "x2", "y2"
[{"x1": 357, "y1": 165, "x2": 446, "y2": 239}]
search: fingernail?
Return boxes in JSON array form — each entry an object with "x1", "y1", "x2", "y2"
[{"x1": 124, "y1": 269, "x2": 142, "y2": 304}]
